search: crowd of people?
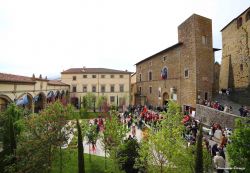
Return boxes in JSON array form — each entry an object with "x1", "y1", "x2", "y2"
[{"x1": 199, "y1": 99, "x2": 234, "y2": 114}]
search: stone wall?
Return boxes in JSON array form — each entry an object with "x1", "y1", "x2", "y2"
[
  {"x1": 195, "y1": 104, "x2": 242, "y2": 129},
  {"x1": 220, "y1": 8, "x2": 250, "y2": 90}
]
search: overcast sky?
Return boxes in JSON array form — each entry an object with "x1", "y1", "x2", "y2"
[{"x1": 0, "y1": 0, "x2": 250, "y2": 78}]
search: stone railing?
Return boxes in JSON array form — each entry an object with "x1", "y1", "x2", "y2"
[{"x1": 195, "y1": 104, "x2": 242, "y2": 129}]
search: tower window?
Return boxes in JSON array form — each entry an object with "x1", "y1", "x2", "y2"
[
  {"x1": 149, "y1": 86, "x2": 152, "y2": 94},
  {"x1": 240, "y1": 64, "x2": 243, "y2": 71},
  {"x1": 148, "y1": 71, "x2": 152, "y2": 81},
  {"x1": 184, "y1": 69, "x2": 189, "y2": 78},
  {"x1": 202, "y1": 36, "x2": 208, "y2": 45},
  {"x1": 139, "y1": 73, "x2": 142, "y2": 82},
  {"x1": 237, "y1": 17, "x2": 242, "y2": 29}
]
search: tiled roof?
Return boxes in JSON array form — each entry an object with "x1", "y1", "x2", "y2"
[
  {"x1": 48, "y1": 80, "x2": 69, "y2": 86},
  {"x1": 61, "y1": 68, "x2": 132, "y2": 74},
  {"x1": 135, "y1": 42, "x2": 183, "y2": 65},
  {"x1": 0, "y1": 73, "x2": 35, "y2": 84}
]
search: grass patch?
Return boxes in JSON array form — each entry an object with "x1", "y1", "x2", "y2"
[
  {"x1": 51, "y1": 148, "x2": 116, "y2": 173},
  {"x1": 79, "y1": 111, "x2": 110, "y2": 119}
]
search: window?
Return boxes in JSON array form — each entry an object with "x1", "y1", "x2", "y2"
[
  {"x1": 110, "y1": 74, "x2": 114, "y2": 78},
  {"x1": 83, "y1": 85, "x2": 87, "y2": 92},
  {"x1": 72, "y1": 86, "x2": 77, "y2": 92},
  {"x1": 240, "y1": 64, "x2": 243, "y2": 71},
  {"x1": 119, "y1": 84, "x2": 124, "y2": 92},
  {"x1": 110, "y1": 96, "x2": 115, "y2": 102},
  {"x1": 237, "y1": 17, "x2": 242, "y2": 28},
  {"x1": 148, "y1": 71, "x2": 152, "y2": 81},
  {"x1": 72, "y1": 76, "x2": 76, "y2": 80},
  {"x1": 101, "y1": 85, "x2": 106, "y2": 93},
  {"x1": 184, "y1": 69, "x2": 189, "y2": 78},
  {"x1": 92, "y1": 75, "x2": 96, "y2": 78},
  {"x1": 246, "y1": 11, "x2": 250, "y2": 22},
  {"x1": 92, "y1": 85, "x2": 96, "y2": 92},
  {"x1": 149, "y1": 61, "x2": 152, "y2": 66},
  {"x1": 139, "y1": 87, "x2": 142, "y2": 94},
  {"x1": 120, "y1": 75, "x2": 124, "y2": 78},
  {"x1": 83, "y1": 75, "x2": 87, "y2": 78},
  {"x1": 101, "y1": 75, "x2": 105, "y2": 78},
  {"x1": 202, "y1": 35, "x2": 208, "y2": 45},
  {"x1": 149, "y1": 86, "x2": 152, "y2": 94},
  {"x1": 110, "y1": 85, "x2": 115, "y2": 92},
  {"x1": 139, "y1": 73, "x2": 142, "y2": 82},
  {"x1": 162, "y1": 56, "x2": 166, "y2": 62}
]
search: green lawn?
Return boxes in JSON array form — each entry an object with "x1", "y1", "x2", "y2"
[{"x1": 51, "y1": 148, "x2": 116, "y2": 173}]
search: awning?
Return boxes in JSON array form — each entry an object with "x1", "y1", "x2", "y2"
[
  {"x1": 16, "y1": 95, "x2": 29, "y2": 106},
  {"x1": 47, "y1": 91, "x2": 54, "y2": 98},
  {"x1": 33, "y1": 95, "x2": 39, "y2": 102}
]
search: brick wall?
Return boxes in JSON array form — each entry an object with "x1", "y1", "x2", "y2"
[{"x1": 195, "y1": 104, "x2": 242, "y2": 129}]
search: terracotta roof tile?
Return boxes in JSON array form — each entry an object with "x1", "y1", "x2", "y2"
[
  {"x1": 61, "y1": 68, "x2": 132, "y2": 74},
  {"x1": 48, "y1": 80, "x2": 69, "y2": 86},
  {"x1": 0, "y1": 73, "x2": 35, "y2": 84}
]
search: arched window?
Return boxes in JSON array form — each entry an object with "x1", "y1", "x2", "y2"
[
  {"x1": 139, "y1": 73, "x2": 142, "y2": 82},
  {"x1": 148, "y1": 71, "x2": 152, "y2": 81},
  {"x1": 246, "y1": 11, "x2": 250, "y2": 22},
  {"x1": 237, "y1": 17, "x2": 242, "y2": 29}
]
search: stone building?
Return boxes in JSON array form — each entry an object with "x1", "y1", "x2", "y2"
[
  {"x1": 219, "y1": 7, "x2": 250, "y2": 90},
  {"x1": 135, "y1": 14, "x2": 219, "y2": 110},
  {"x1": 0, "y1": 72, "x2": 69, "y2": 112},
  {"x1": 61, "y1": 68, "x2": 131, "y2": 108},
  {"x1": 213, "y1": 62, "x2": 221, "y2": 94}
]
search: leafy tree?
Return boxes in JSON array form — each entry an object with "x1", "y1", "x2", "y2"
[
  {"x1": 227, "y1": 118, "x2": 250, "y2": 172},
  {"x1": 83, "y1": 93, "x2": 96, "y2": 112},
  {"x1": 96, "y1": 96, "x2": 107, "y2": 112},
  {"x1": 101, "y1": 111, "x2": 128, "y2": 171},
  {"x1": 86, "y1": 123, "x2": 99, "y2": 162},
  {"x1": 0, "y1": 103, "x2": 24, "y2": 173},
  {"x1": 11, "y1": 101, "x2": 74, "y2": 173},
  {"x1": 137, "y1": 101, "x2": 194, "y2": 173},
  {"x1": 117, "y1": 138, "x2": 140, "y2": 173}
]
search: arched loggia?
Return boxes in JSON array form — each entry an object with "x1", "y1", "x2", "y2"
[{"x1": 34, "y1": 92, "x2": 46, "y2": 113}]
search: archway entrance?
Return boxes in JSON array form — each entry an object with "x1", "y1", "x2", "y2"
[
  {"x1": 34, "y1": 92, "x2": 46, "y2": 113},
  {"x1": 162, "y1": 92, "x2": 169, "y2": 106},
  {"x1": 0, "y1": 95, "x2": 12, "y2": 112}
]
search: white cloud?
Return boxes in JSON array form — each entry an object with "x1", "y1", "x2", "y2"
[{"x1": 0, "y1": 0, "x2": 250, "y2": 77}]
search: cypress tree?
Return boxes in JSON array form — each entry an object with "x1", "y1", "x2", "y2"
[
  {"x1": 77, "y1": 119, "x2": 85, "y2": 173},
  {"x1": 195, "y1": 124, "x2": 203, "y2": 173}
]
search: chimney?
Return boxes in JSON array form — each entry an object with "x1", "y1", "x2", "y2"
[
  {"x1": 32, "y1": 73, "x2": 35, "y2": 79},
  {"x1": 39, "y1": 74, "x2": 42, "y2": 79}
]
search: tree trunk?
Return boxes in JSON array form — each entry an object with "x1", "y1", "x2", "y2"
[
  {"x1": 77, "y1": 119, "x2": 85, "y2": 173},
  {"x1": 60, "y1": 146, "x2": 62, "y2": 173}
]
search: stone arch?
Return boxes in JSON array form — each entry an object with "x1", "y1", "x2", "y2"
[
  {"x1": 34, "y1": 92, "x2": 46, "y2": 113},
  {"x1": 16, "y1": 93, "x2": 33, "y2": 110},
  {"x1": 0, "y1": 94, "x2": 13, "y2": 111},
  {"x1": 47, "y1": 91, "x2": 55, "y2": 103},
  {"x1": 54, "y1": 90, "x2": 60, "y2": 100},
  {"x1": 162, "y1": 92, "x2": 169, "y2": 106}
]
